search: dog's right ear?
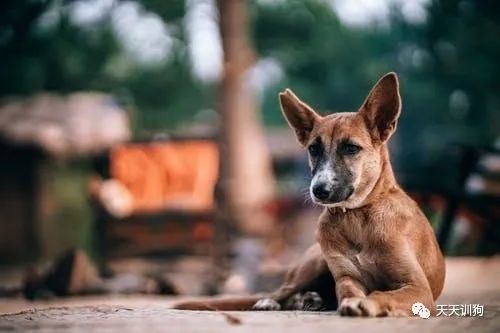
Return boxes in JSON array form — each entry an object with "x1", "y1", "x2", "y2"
[
  {"x1": 279, "y1": 89, "x2": 321, "y2": 146},
  {"x1": 358, "y1": 72, "x2": 401, "y2": 143}
]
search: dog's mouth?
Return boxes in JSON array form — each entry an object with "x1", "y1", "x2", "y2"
[{"x1": 311, "y1": 185, "x2": 354, "y2": 205}]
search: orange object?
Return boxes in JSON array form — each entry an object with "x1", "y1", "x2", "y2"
[{"x1": 110, "y1": 141, "x2": 218, "y2": 213}]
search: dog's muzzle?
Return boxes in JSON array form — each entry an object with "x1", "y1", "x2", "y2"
[{"x1": 311, "y1": 182, "x2": 354, "y2": 204}]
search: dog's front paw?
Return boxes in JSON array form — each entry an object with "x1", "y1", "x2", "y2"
[
  {"x1": 253, "y1": 298, "x2": 281, "y2": 311},
  {"x1": 339, "y1": 297, "x2": 378, "y2": 317},
  {"x1": 302, "y1": 291, "x2": 323, "y2": 311}
]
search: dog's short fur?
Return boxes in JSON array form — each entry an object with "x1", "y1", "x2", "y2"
[{"x1": 174, "y1": 73, "x2": 445, "y2": 317}]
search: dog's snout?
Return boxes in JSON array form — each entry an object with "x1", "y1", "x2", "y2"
[
  {"x1": 311, "y1": 180, "x2": 354, "y2": 204},
  {"x1": 312, "y1": 183, "x2": 330, "y2": 200}
]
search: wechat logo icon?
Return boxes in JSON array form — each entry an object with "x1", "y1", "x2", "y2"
[{"x1": 412, "y1": 302, "x2": 430, "y2": 319}]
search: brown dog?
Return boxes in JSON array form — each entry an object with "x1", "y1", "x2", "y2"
[{"x1": 174, "y1": 72, "x2": 445, "y2": 317}]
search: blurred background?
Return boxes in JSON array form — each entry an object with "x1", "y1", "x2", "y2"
[{"x1": 0, "y1": 0, "x2": 499, "y2": 299}]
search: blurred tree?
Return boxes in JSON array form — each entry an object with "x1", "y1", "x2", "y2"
[
  {"x1": 251, "y1": 0, "x2": 499, "y2": 186},
  {"x1": 2, "y1": 0, "x2": 497, "y2": 145},
  {"x1": 423, "y1": 0, "x2": 500, "y2": 141},
  {"x1": 214, "y1": 0, "x2": 276, "y2": 281},
  {"x1": 0, "y1": 0, "x2": 208, "y2": 133},
  {"x1": 0, "y1": 1, "x2": 118, "y2": 95},
  {"x1": 1, "y1": 0, "x2": 497, "y2": 185},
  {"x1": 252, "y1": 0, "x2": 396, "y2": 125}
]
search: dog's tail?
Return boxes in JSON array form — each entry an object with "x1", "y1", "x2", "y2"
[{"x1": 172, "y1": 295, "x2": 262, "y2": 311}]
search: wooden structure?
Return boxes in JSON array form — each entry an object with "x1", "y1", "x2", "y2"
[
  {"x1": 0, "y1": 139, "x2": 41, "y2": 263},
  {"x1": 0, "y1": 93, "x2": 130, "y2": 263},
  {"x1": 91, "y1": 137, "x2": 219, "y2": 260}
]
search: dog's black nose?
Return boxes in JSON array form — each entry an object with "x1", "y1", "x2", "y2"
[{"x1": 312, "y1": 183, "x2": 330, "y2": 200}]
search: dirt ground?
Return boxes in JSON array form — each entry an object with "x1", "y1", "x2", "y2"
[{"x1": 1, "y1": 257, "x2": 499, "y2": 332}]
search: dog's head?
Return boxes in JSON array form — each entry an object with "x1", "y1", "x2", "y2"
[{"x1": 279, "y1": 72, "x2": 401, "y2": 209}]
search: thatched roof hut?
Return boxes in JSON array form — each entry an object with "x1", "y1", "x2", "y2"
[
  {"x1": 0, "y1": 92, "x2": 131, "y2": 263},
  {"x1": 0, "y1": 92, "x2": 131, "y2": 157}
]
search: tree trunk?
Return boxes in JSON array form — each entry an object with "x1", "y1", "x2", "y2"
[{"x1": 214, "y1": 0, "x2": 275, "y2": 282}]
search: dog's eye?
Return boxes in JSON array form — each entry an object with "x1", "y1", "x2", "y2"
[
  {"x1": 308, "y1": 141, "x2": 322, "y2": 156},
  {"x1": 342, "y1": 143, "x2": 361, "y2": 155}
]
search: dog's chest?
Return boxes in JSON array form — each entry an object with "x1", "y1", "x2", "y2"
[
  {"x1": 351, "y1": 249, "x2": 377, "y2": 273},
  {"x1": 320, "y1": 213, "x2": 385, "y2": 288},
  {"x1": 340, "y1": 244, "x2": 383, "y2": 290}
]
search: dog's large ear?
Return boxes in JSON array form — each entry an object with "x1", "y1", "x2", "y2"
[
  {"x1": 279, "y1": 89, "x2": 321, "y2": 146},
  {"x1": 358, "y1": 72, "x2": 401, "y2": 143}
]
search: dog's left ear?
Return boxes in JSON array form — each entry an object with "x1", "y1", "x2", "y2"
[
  {"x1": 279, "y1": 89, "x2": 321, "y2": 146},
  {"x1": 358, "y1": 72, "x2": 402, "y2": 143}
]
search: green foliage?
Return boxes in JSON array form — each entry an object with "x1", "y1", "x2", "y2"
[
  {"x1": 0, "y1": 0, "x2": 209, "y2": 133},
  {"x1": 252, "y1": 0, "x2": 499, "y2": 175},
  {"x1": 140, "y1": 0, "x2": 185, "y2": 22},
  {"x1": 424, "y1": 0, "x2": 500, "y2": 140},
  {"x1": 0, "y1": 0, "x2": 497, "y2": 149},
  {"x1": 0, "y1": 1, "x2": 118, "y2": 94},
  {"x1": 252, "y1": 0, "x2": 397, "y2": 124}
]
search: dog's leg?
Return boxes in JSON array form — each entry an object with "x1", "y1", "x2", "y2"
[
  {"x1": 365, "y1": 254, "x2": 435, "y2": 317},
  {"x1": 253, "y1": 243, "x2": 330, "y2": 310},
  {"x1": 338, "y1": 282, "x2": 434, "y2": 317},
  {"x1": 337, "y1": 247, "x2": 435, "y2": 317},
  {"x1": 328, "y1": 262, "x2": 370, "y2": 316},
  {"x1": 365, "y1": 285, "x2": 434, "y2": 317},
  {"x1": 174, "y1": 243, "x2": 332, "y2": 311}
]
